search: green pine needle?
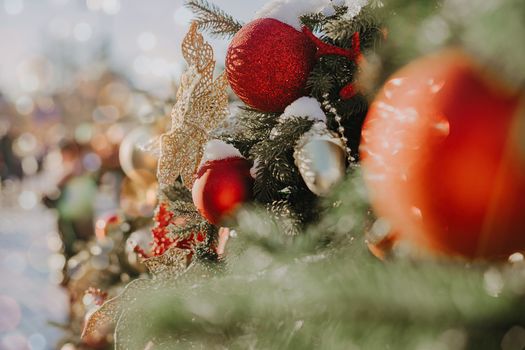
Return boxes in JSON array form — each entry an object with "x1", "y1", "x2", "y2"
[{"x1": 185, "y1": 0, "x2": 243, "y2": 38}]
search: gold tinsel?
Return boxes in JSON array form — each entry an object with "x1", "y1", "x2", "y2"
[{"x1": 158, "y1": 22, "x2": 229, "y2": 189}]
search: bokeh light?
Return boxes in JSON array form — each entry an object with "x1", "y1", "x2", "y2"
[
  {"x1": 0, "y1": 1, "x2": 266, "y2": 348},
  {"x1": 0, "y1": 295, "x2": 22, "y2": 332},
  {"x1": 73, "y1": 22, "x2": 93, "y2": 42},
  {"x1": 3, "y1": 0, "x2": 24, "y2": 15}
]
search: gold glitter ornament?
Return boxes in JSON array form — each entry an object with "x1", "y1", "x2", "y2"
[
  {"x1": 294, "y1": 123, "x2": 347, "y2": 196},
  {"x1": 158, "y1": 22, "x2": 229, "y2": 189}
]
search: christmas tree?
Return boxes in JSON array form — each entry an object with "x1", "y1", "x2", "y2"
[{"x1": 80, "y1": 0, "x2": 525, "y2": 349}]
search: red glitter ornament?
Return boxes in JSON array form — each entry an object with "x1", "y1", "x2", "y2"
[
  {"x1": 192, "y1": 157, "x2": 254, "y2": 225},
  {"x1": 226, "y1": 18, "x2": 316, "y2": 112},
  {"x1": 361, "y1": 49, "x2": 525, "y2": 259}
]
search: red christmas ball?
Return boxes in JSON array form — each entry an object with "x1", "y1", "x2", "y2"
[
  {"x1": 361, "y1": 49, "x2": 525, "y2": 259},
  {"x1": 226, "y1": 18, "x2": 317, "y2": 112},
  {"x1": 192, "y1": 157, "x2": 254, "y2": 225}
]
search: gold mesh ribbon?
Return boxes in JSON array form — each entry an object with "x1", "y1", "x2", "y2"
[
  {"x1": 82, "y1": 22, "x2": 227, "y2": 342},
  {"x1": 158, "y1": 22, "x2": 229, "y2": 189}
]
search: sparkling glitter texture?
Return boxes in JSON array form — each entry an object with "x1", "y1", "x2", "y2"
[
  {"x1": 158, "y1": 22, "x2": 229, "y2": 189},
  {"x1": 226, "y1": 18, "x2": 317, "y2": 113}
]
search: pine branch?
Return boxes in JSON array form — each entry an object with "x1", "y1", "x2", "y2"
[
  {"x1": 161, "y1": 180, "x2": 193, "y2": 203},
  {"x1": 168, "y1": 221, "x2": 209, "y2": 238},
  {"x1": 212, "y1": 107, "x2": 280, "y2": 157},
  {"x1": 307, "y1": 55, "x2": 355, "y2": 99},
  {"x1": 185, "y1": 0, "x2": 243, "y2": 38},
  {"x1": 324, "y1": 7, "x2": 383, "y2": 48},
  {"x1": 250, "y1": 118, "x2": 316, "y2": 216},
  {"x1": 158, "y1": 181, "x2": 217, "y2": 256},
  {"x1": 266, "y1": 200, "x2": 303, "y2": 236},
  {"x1": 300, "y1": 6, "x2": 348, "y2": 32}
]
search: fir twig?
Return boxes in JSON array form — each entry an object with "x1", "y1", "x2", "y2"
[
  {"x1": 185, "y1": 0, "x2": 243, "y2": 38},
  {"x1": 161, "y1": 180, "x2": 193, "y2": 203},
  {"x1": 300, "y1": 5, "x2": 348, "y2": 32},
  {"x1": 212, "y1": 107, "x2": 280, "y2": 157},
  {"x1": 324, "y1": 7, "x2": 383, "y2": 49}
]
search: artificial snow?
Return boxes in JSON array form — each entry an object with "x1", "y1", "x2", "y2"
[
  {"x1": 201, "y1": 139, "x2": 243, "y2": 163},
  {"x1": 340, "y1": 0, "x2": 369, "y2": 19},
  {"x1": 255, "y1": 0, "x2": 333, "y2": 30},
  {"x1": 279, "y1": 97, "x2": 327, "y2": 123},
  {"x1": 255, "y1": 0, "x2": 369, "y2": 30}
]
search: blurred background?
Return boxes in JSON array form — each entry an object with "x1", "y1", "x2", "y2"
[{"x1": 0, "y1": 1, "x2": 265, "y2": 349}]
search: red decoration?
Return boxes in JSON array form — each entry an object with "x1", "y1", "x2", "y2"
[
  {"x1": 192, "y1": 157, "x2": 254, "y2": 225},
  {"x1": 361, "y1": 49, "x2": 525, "y2": 259},
  {"x1": 339, "y1": 83, "x2": 357, "y2": 100},
  {"x1": 226, "y1": 18, "x2": 316, "y2": 112},
  {"x1": 302, "y1": 27, "x2": 361, "y2": 62},
  {"x1": 133, "y1": 203, "x2": 206, "y2": 258}
]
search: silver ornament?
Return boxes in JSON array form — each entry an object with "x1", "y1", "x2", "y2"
[{"x1": 294, "y1": 123, "x2": 347, "y2": 196}]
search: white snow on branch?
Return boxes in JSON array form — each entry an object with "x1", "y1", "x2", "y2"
[
  {"x1": 201, "y1": 139, "x2": 243, "y2": 163},
  {"x1": 280, "y1": 97, "x2": 327, "y2": 123},
  {"x1": 255, "y1": 0, "x2": 368, "y2": 30},
  {"x1": 339, "y1": 0, "x2": 369, "y2": 19},
  {"x1": 255, "y1": 0, "x2": 334, "y2": 30}
]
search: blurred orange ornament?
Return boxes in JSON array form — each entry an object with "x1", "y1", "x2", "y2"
[
  {"x1": 361, "y1": 49, "x2": 525, "y2": 259},
  {"x1": 119, "y1": 126, "x2": 158, "y2": 185}
]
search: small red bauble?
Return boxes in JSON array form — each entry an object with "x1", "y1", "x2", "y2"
[
  {"x1": 192, "y1": 157, "x2": 254, "y2": 225},
  {"x1": 361, "y1": 49, "x2": 525, "y2": 259},
  {"x1": 226, "y1": 18, "x2": 317, "y2": 112}
]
